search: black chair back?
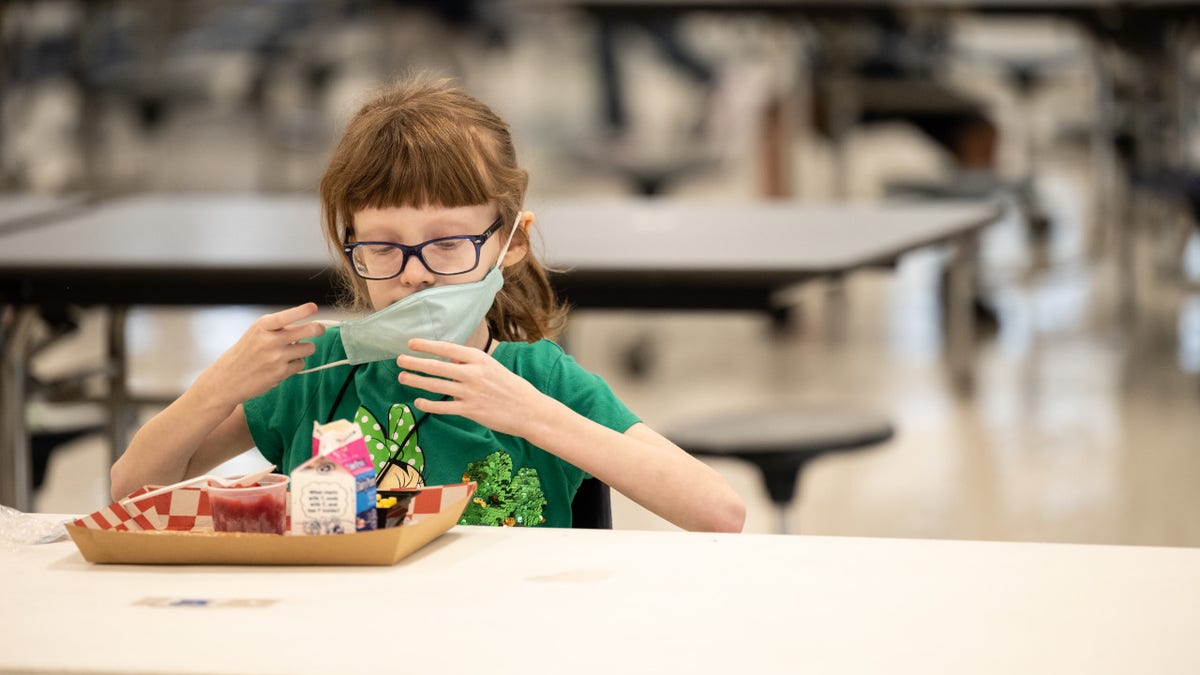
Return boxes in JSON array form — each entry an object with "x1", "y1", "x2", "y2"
[{"x1": 570, "y1": 477, "x2": 613, "y2": 529}]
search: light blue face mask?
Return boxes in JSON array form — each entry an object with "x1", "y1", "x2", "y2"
[{"x1": 300, "y1": 212, "x2": 520, "y2": 374}]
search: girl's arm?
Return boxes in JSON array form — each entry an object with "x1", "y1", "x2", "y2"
[
  {"x1": 399, "y1": 339, "x2": 746, "y2": 533},
  {"x1": 110, "y1": 400, "x2": 254, "y2": 500},
  {"x1": 110, "y1": 303, "x2": 324, "y2": 500},
  {"x1": 521, "y1": 411, "x2": 746, "y2": 533}
]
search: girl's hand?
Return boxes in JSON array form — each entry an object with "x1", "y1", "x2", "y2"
[
  {"x1": 192, "y1": 303, "x2": 325, "y2": 409},
  {"x1": 397, "y1": 338, "x2": 544, "y2": 436}
]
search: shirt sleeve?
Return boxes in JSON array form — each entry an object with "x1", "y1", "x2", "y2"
[
  {"x1": 537, "y1": 342, "x2": 642, "y2": 433},
  {"x1": 486, "y1": 340, "x2": 642, "y2": 491},
  {"x1": 243, "y1": 382, "x2": 288, "y2": 467}
]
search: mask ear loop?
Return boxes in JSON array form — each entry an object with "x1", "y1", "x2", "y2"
[
  {"x1": 493, "y1": 210, "x2": 522, "y2": 270},
  {"x1": 298, "y1": 358, "x2": 350, "y2": 374}
]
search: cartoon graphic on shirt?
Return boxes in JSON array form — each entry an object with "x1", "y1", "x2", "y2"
[
  {"x1": 459, "y1": 451, "x2": 547, "y2": 527},
  {"x1": 355, "y1": 403, "x2": 425, "y2": 488},
  {"x1": 353, "y1": 405, "x2": 548, "y2": 525}
]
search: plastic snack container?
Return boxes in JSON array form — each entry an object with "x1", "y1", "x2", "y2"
[{"x1": 207, "y1": 474, "x2": 289, "y2": 535}]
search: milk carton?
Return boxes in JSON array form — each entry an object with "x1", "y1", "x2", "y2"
[{"x1": 290, "y1": 419, "x2": 377, "y2": 535}]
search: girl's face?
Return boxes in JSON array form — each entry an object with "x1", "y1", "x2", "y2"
[{"x1": 351, "y1": 204, "x2": 525, "y2": 311}]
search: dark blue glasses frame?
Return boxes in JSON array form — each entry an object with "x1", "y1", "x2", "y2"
[{"x1": 343, "y1": 216, "x2": 504, "y2": 279}]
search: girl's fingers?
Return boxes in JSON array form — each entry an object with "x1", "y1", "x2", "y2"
[
  {"x1": 396, "y1": 353, "x2": 459, "y2": 378},
  {"x1": 280, "y1": 321, "x2": 326, "y2": 343},
  {"x1": 413, "y1": 397, "x2": 456, "y2": 415},
  {"x1": 285, "y1": 341, "x2": 317, "y2": 360},
  {"x1": 260, "y1": 303, "x2": 318, "y2": 331},
  {"x1": 407, "y1": 338, "x2": 482, "y2": 363},
  {"x1": 398, "y1": 371, "x2": 458, "y2": 396},
  {"x1": 286, "y1": 357, "x2": 310, "y2": 376},
  {"x1": 301, "y1": 320, "x2": 327, "y2": 338}
]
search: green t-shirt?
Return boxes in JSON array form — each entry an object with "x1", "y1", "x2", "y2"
[{"x1": 243, "y1": 328, "x2": 640, "y2": 528}]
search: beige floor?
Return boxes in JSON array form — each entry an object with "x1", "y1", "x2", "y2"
[{"x1": 17, "y1": 11, "x2": 1200, "y2": 546}]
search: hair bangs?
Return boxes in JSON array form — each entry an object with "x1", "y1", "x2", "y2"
[{"x1": 339, "y1": 117, "x2": 503, "y2": 223}]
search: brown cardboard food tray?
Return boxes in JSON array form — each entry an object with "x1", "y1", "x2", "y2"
[{"x1": 66, "y1": 493, "x2": 470, "y2": 566}]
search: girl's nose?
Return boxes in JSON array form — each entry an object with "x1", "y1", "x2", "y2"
[{"x1": 396, "y1": 252, "x2": 436, "y2": 288}]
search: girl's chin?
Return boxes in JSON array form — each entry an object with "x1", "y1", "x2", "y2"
[{"x1": 372, "y1": 294, "x2": 413, "y2": 310}]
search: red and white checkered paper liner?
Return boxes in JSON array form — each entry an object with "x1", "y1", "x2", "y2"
[
  {"x1": 403, "y1": 482, "x2": 476, "y2": 525},
  {"x1": 72, "y1": 481, "x2": 477, "y2": 532},
  {"x1": 73, "y1": 486, "x2": 212, "y2": 532}
]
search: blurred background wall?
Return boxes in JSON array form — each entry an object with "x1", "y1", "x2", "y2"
[{"x1": 1, "y1": 0, "x2": 1137, "y2": 200}]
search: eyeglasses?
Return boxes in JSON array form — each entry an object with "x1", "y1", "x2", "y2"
[{"x1": 343, "y1": 216, "x2": 504, "y2": 279}]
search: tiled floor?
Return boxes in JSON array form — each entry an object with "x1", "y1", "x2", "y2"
[{"x1": 17, "y1": 10, "x2": 1200, "y2": 546}]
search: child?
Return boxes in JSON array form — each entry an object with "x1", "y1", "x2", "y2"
[{"x1": 110, "y1": 77, "x2": 745, "y2": 532}]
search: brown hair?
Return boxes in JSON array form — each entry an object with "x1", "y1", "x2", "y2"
[{"x1": 319, "y1": 76, "x2": 566, "y2": 342}]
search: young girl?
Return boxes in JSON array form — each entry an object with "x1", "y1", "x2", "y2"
[{"x1": 110, "y1": 77, "x2": 745, "y2": 533}]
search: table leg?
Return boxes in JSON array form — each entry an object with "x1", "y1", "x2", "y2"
[
  {"x1": 1, "y1": 307, "x2": 38, "y2": 511},
  {"x1": 820, "y1": 24, "x2": 860, "y2": 201},
  {"x1": 777, "y1": 505, "x2": 793, "y2": 536},
  {"x1": 946, "y1": 233, "x2": 978, "y2": 397},
  {"x1": 760, "y1": 95, "x2": 795, "y2": 199},
  {"x1": 106, "y1": 306, "x2": 132, "y2": 479},
  {"x1": 1089, "y1": 42, "x2": 1119, "y2": 261}
]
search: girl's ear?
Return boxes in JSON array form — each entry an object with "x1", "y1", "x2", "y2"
[{"x1": 501, "y1": 211, "x2": 533, "y2": 268}]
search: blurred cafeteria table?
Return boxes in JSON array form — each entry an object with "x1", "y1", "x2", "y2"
[
  {"x1": 0, "y1": 193, "x2": 1000, "y2": 510},
  {"x1": 3, "y1": 522, "x2": 1199, "y2": 674},
  {"x1": 0, "y1": 194, "x2": 88, "y2": 234}
]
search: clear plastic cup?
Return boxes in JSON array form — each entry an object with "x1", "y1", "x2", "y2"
[{"x1": 207, "y1": 474, "x2": 289, "y2": 535}]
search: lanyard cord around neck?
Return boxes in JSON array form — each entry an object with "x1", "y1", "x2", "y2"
[
  {"x1": 325, "y1": 364, "x2": 362, "y2": 424},
  {"x1": 323, "y1": 329, "x2": 495, "y2": 487}
]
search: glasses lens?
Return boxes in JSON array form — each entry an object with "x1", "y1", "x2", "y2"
[
  {"x1": 349, "y1": 245, "x2": 397, "y2": 279},
  {"x1": 351, "y1": 245, "x2": 406, "y2": 279},
  {"x1": 421, "y1": 238, "x2": 479, "y2": 275},
  {"x1": 349, "y1": 237, "x2": 481, "y2": 279}
]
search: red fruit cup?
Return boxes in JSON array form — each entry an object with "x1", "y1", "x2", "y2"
[{"x1": 207, "y1": 474, "x2": 289, "y2": 535}]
